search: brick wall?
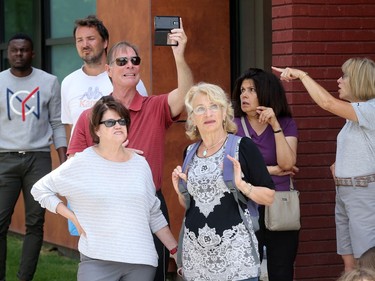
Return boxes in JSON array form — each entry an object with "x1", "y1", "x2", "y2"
[{"x1": 272, "y1": 1, "x2": 375, "y2": 280}]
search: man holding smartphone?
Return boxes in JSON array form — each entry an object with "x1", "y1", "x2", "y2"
[
  {"x1": 67, "y1": 18, "x2": 193, "y2": 281},
  {"x1": 61, "y1": 15, "x2": 148, "y2": 132},
  {"x1": 154, "y1": 16, "x2": 181, "y2": 46}
]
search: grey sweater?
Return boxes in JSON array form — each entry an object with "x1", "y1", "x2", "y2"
[
  {"x1": 32, "y1": 147, "x2": 167, "y2": 267},
  {"x1": 0, "y1": 68, "x2": 66, "y2": 151}
]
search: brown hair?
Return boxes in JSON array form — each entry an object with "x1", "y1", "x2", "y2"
[
  {"x1": 74, "y1": 15, "x2": 109, "y2": 44},
  {"x1": 89, "y1": 96, "x2": 131, "y2": 144}
]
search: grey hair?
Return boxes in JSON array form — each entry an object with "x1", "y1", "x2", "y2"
[{"x1": 107, "y1": 41, "x2": 139, "y2": 65}]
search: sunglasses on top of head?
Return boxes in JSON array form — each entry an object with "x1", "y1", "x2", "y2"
[
  {"x1": 99, "y1": 118, "x2": 127, "y2": 128},
  {"x1": 112, "y1": 56, "x2": 141, "y2": 67}
]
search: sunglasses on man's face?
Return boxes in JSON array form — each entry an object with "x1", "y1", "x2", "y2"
[
  {"x1": 99, "y1": 118, "x2": 127, "y2": 127},
  {"x1": 112, "y1": 56, "x2": 141, "y2": 67}
]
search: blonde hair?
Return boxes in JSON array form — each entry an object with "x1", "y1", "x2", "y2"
[
  {"x1": 185, "y1": 82, "x2": 237, "y2": 140},
  {"x1": 337, "y1": 268, "x2": 375, "y2": 281},
  {"x1": 342, "y1": 58, "x2": 375, "y2": 101},
  {"x1": 359, "y1": 247, "x2": 375, "y2": 271}
]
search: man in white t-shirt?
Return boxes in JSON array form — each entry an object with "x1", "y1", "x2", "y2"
[{"x1": 61, "y1": 15, "x2": 147, "y2": 128}]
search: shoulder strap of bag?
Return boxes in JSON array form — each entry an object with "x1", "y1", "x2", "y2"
[
  {"x1": 224, "y1": 134, "x2": 260, "y2": 267},
  {"x1": 290, "y1": 177, "x2": 295, "y2": 191},
  {"x1": 224, "y1": 134, "x2": 259, "y2": 217},
  {"x1": 223, "y1": 134, "x2": 250, "y2": 207},
  {"x1": 240, "y1": 116, "x2": 251, "y2": 138},
  {"x1": 178, "y1": 141, "x2": 200, "y2": 210},
  {"x1": 177, "y1": 141, "x2": 200, "y2": 268}
]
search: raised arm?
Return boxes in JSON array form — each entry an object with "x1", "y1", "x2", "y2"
[
  {"x1": 227, "y1": 154, "x2": 275, "y2": 206},
  {"x1": 256, "y1": 106, "x2": 297, "y2": 170},
  {"x1": 226, "y1": 138, "x2": 276, "y2": 205},
  {"x1": 171, "y1": 165, "x2": 187, "y2": 208},
  {"x1": 272, "y1": 66, "x2": 357, "y2": 122},
  {"x1": 167, "y1": 18, "x2": 194, "y2": 118}
]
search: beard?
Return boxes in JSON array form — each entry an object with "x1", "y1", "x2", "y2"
[{"x1": 81, "y1": 48, "x2": 105, "y2": 64}]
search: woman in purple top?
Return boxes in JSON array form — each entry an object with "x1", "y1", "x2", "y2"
[{"x1": 232, "y1": 68, "x2": 299, "y2": 281}]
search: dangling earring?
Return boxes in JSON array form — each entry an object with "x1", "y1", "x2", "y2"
[
  {"x1": 194, "y1": 125, "x2": 197, "y2": 132},
  {"x1": 222, "y1": 119, "x2": 226, "y2": 128}
]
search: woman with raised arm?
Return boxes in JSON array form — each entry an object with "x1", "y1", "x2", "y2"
[
  {"x1": 232, "y1": 68, "x2": 299, "y2": 281},
  {"x1": 273, "y1": 58, "x2": 375, "y2": 272}
]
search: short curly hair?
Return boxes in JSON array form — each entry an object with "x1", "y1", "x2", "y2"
[{"x1": 185, "y1": 82, "x2": 237, "y2": 140}]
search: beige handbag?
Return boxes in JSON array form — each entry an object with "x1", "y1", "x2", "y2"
[{"x1": 265, "y1": 179, "x2": 301, "y2": 231}]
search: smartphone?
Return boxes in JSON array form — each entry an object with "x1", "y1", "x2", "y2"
[{"x1": 154, "y1": 16, "x2": 180, "y2": 46}]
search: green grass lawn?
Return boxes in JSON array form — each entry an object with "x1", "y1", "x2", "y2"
[
  {"x1": 6, "y1": 233, "x2": 78, "y2": 281},
  {"x1": 6, "y1": 233, "x2": 179, "y2": 281}
]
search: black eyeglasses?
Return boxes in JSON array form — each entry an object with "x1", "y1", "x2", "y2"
[
  {"x1": 99, "y1": 118, "x2": 127, "y2": 127},
  {"x1": 112, "y1": 56, "x2": 141, "y2": 66}
]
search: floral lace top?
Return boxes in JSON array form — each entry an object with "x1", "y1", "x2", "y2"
[{"x1": 182, "y1": 144, "x2": 259, "y2": 281}]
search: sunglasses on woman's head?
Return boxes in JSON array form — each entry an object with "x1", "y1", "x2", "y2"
[
  {"x1": 99, "y1": 118, "x2": 127, "y2": 127},
  {"x1": 112, "y1": 56, "x2": 141, "y2": 66}
]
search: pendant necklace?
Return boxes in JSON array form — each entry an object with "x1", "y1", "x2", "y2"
[{"x1": 202, "y1": 134, "x2": 227, "y2": 157}]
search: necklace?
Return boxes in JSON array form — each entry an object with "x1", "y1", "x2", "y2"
[{"x1": 202, "y1": 134, "x2": 227, "y2": 157}]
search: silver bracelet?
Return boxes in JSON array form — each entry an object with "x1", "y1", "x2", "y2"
[{"x1": 245, "y1": 182, "x2": 253, "y2": 197}]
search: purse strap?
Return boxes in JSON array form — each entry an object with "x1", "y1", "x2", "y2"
[
  {"x1": 290, "y1": 178, "x2": 295, "y2": 191},
  {"x1": 242, "y1": 116, "x2": 296, "y2": 194},
  {"x1": 240, "y1": 116, "x2": 251, "y2": 138}
]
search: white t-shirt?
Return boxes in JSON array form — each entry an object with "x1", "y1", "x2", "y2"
[{"x1": 61, "y1": 67, "x2": 147, "y2": 126}]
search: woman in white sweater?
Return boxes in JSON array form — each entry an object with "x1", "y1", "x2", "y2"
[{"x1": 32, "y1": 96, "x2": 178, "y2": 281}]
